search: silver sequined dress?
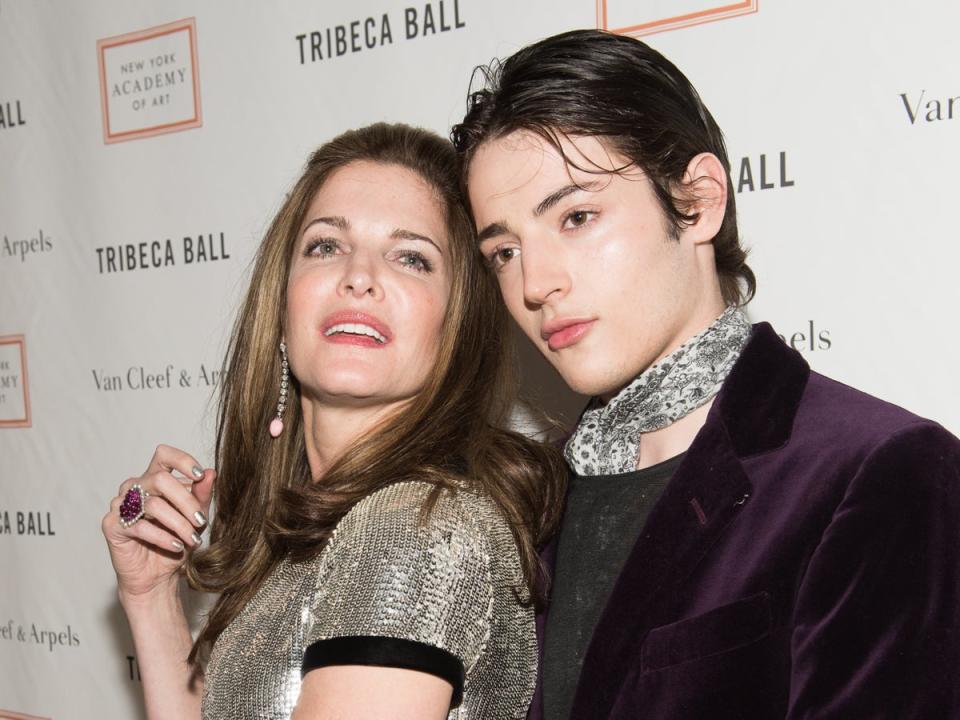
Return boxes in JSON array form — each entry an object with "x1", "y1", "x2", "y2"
[{"x1": 201, "y1": 481, "x2": 537, "y2": 719}]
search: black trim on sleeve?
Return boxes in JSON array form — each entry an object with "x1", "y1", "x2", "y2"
[{"x1": 301, "y1": 635, "x2": 466, "y2": 708}]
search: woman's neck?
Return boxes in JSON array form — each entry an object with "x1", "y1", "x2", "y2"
[{"x1": 299, "y1": 398, "x2": 406, "y2": 480}]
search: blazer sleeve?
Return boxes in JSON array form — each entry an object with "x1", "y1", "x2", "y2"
[
  {"x1": 787, "y1": 421, "x2": 960, "y2": 718},
  {"x1": 300, "y1": 481, "x2": 494, "y2": 707}
]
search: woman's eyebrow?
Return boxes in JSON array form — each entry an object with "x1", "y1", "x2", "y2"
[
  {"x1": 391, "y1": 228, "x2": 443, "y2": 255},
  {"x1": 302, "y1": 216, "x2": 349, "y2": 234}
]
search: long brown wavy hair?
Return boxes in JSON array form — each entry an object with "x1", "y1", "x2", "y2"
[{"x1": 184, "y1": 123, "x2": 567, "y2": 667}]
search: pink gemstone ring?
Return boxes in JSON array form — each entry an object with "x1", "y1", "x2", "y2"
[{"x1": 119, "y1": 484, "x2": 149, "y2": 528}]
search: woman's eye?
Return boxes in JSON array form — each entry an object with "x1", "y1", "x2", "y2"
[
  {"x1": 306, "y1": 239, "x2": 341, "y2": 257},
  {"x1": 397, "y1": 251, "x2": 432, "y2": 273}
]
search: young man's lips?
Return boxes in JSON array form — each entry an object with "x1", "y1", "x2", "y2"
[{"x1": 544, "y1": 319, "x2": 596, "y2": 351}]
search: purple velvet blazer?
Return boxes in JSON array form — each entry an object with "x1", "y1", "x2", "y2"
[{"x1": 529, "y1": 323, "x2": 960, "y2": 719}]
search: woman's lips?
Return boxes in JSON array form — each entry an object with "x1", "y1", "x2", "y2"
[
  {"x1": 543, "y1": 319, "x2": 596, "y2": 351},
  {"x1": 323, "y1": 331, "x2": 386, "y2": 348},
  {"x1": 320, "y1": 311, "x2": 392, "y2": 349}
]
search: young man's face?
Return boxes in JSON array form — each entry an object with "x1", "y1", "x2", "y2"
[{"x1": 467, "y1": 130, "x2": 718, "y2": 397}]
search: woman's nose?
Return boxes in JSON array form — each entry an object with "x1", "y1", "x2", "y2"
[{"x1": 338, "y1": 253, "x2": 382, "y2": 299}]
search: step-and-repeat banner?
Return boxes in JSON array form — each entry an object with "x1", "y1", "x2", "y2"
[{"x1": 2, "y1": 1, "x2": 957, "y2": 716}]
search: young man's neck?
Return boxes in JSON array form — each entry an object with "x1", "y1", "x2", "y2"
[
  {"x1": 636, "y1": 401, "x2": 713, "y2": 469},
  {"x1": 633, "y1": 291, "x2": 729, "y2": 470}
]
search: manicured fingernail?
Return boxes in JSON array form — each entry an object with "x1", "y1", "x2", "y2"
[
  {"x1": 193, "y1": 511, "x2": 207, "y2": 527},
  {"x1": 172, "y1": 540, "x2": 184, "y2": 551},
  {"x1": 191, "y1": 531, "x2": 202, "y2": 546},
  {"x1": 191, "y1": 466, "x2": 204, "y2": 480}
]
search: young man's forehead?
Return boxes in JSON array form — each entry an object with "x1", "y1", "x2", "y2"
[
  {"x1": 471, "y1": 130, "x2": 644, "y2": 196},
  {"x1": 497, "y1": 129, "x2": 631, "y2": 168}
]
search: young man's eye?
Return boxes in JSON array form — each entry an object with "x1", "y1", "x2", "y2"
[
  {"x1": 487, "y1": 245, "x2": 520, "y2": 271},
  {"x1": 562, "y1": 209, "x2": 596, "y2": 229}
]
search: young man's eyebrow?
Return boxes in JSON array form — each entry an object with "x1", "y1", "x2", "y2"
[
  {"x1": 477, "y1": 221, "x2": 511, "y2": 244},
  {"x1": 533, "y1": 181, "x2": 603, "y2": 217},
  {"x1": 477, "y1": 181, "x2": 604, "y2": 244}
]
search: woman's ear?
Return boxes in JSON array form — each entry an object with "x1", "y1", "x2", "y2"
[{"x1": 679, "y1": 152, "x2": 728, "y2": 246}]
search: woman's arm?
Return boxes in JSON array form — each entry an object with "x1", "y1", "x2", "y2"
[
  {"x1": 293, "y1": 666, "x2": 451, "y2": 720},
  {"x1": 121, "y1": 581, "x2": 203, "y2": 718},
  {"x1": 102, "y1": 444, "x2": 215, "y2": 720}
]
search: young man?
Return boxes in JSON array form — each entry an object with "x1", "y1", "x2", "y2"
[{"x1": 453, "y1": 30, "x2": 960, "y2": 720}]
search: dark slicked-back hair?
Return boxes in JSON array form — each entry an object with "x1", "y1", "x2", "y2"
[{"x1": 451, "y1": 29, "x2": 755, "y2": 305}]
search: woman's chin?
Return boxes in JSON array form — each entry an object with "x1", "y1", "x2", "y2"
[{"x1": 306, "y1": 381, "x2": 412, "y2": 409}]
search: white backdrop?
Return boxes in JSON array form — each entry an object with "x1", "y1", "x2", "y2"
[{"x1": 1, "y1": 1, "x2": 958, "y2": 717}]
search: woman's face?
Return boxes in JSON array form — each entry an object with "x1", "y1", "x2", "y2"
[{"x1": 285, "y1": 160, "x2": 452, "y2": 409}]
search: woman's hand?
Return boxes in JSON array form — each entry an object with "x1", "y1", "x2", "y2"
[{"x1": 102, "y1": 444, "x2": 216, "y2": 602}]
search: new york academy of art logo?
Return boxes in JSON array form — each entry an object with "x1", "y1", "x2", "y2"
[
  {"x1": 0, "y1": 335, "x2": 30, "y2": 429},
  {"x1": 596, "y1": 0, "x2": 758, "y2": 37},
  {"x1": 97, "y1": 17, "x2": 202, "y2": 144}
]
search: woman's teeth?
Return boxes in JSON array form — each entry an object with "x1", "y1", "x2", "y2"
[{"x1": 324, "y1": 323, "x2": 387, "y2": 343}]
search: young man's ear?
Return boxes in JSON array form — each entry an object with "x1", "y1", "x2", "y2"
[{"x1": 680, "y1": 152, "x2": 728, "y2": 245}]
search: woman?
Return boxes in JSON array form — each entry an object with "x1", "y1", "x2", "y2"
[{"x1": 101, "y1": 123, "x2": 566, "y2": 719}]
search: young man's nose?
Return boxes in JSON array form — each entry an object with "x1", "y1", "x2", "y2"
[{"x1": 521, "y1": 236, "x2": 570, "y2": 306}]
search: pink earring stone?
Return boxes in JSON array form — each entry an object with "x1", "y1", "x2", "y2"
[{"x1": 269, "y1": 417, "x2": 284, "y2": 438}]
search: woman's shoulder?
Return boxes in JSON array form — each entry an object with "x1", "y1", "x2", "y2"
[
  {"x1": 328, "y1": 480, "x2": 503, "y2": 552},
  {"x1": 303, "y1": 481, "x2": 534, "y2": 706},
  {"x1": 306, "y1": 481, "x2": 505, "y2": 663},
  {"x1": 349, "y1": 478, "x2": 496, "y2": 512}
]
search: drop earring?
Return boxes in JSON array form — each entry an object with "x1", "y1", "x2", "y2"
[{"x1": 269, "y1": 341, "x2": 289, "y2": 438}]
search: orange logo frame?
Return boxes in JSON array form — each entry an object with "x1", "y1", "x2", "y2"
[
  {"x1": 596, "y1": 0, "x2": 758, "y2": 37},
  {"x1": 0, "y1": 334, "x2": 30, "y2": 428},
  {"x1": 96, "y1": 17, "x2": 202, "y2": 144}
]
